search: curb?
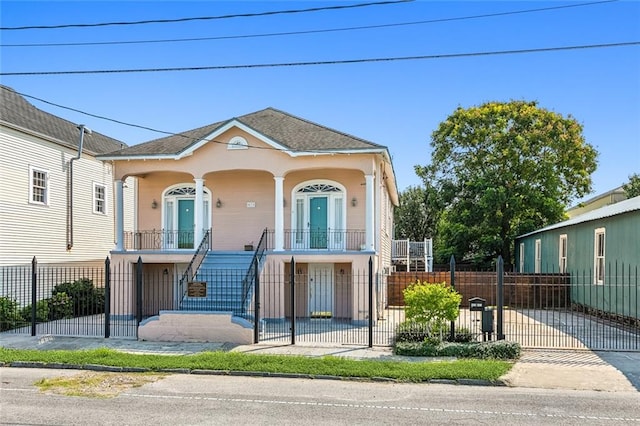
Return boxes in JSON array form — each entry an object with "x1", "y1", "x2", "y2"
[{"x1": 2, "y1": 361, "x2": 506, "y2": 386}]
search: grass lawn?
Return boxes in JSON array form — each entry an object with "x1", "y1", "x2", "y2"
[{"x1": 0, "y1": 347, "x2": 512, "y2": 383}]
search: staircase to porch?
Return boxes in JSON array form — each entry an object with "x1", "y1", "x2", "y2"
[{"x1": 179, "y1": 251, "x2": 255, "y2": 315}]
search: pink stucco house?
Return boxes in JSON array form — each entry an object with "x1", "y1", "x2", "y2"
[{"x1": 98, "y1": 108, "x2": 399, "y2": 342}]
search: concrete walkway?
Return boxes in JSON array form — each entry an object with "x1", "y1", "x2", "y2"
[{"x1": 0, "y1": 334, "x2": 638, "y2": 392}]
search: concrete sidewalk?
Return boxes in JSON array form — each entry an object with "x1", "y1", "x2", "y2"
[{"x1": 0, "y1": 334, "x2": 638, "y2": 392}]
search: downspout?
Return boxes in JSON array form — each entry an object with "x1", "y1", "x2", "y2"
[{"x1": 67, "y1": 125, "x2": 92, "y2": 251}]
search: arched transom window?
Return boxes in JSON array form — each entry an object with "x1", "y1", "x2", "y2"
[
  {"x1": 291, "y1": 181, "x2": 346, "y2": 250},
  {"x1": 162, "y1": 184, "x2": 211, "y2": 248}
]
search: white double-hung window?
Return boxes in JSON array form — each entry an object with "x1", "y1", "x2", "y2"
[
  {"x1": 594, "y1": 228, "x2": 606, "y2": 285},
  {"x1": 29, "y1": 166, "x2": 49, "y2": 205},
  {"x1": 559, "y1": 234, "x2": 568, "y2": 273},
  {"x1": 93, "y1": 183, "x2": 106, "y2": 214}
]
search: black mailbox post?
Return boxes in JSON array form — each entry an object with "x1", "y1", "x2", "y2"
[
  {"x1": 469, "y1": 297, "x2": 493, "y2": 341},
  {"x1": 482, "y1": 307, "x2": 494, "y2": 339},
  {"x1": 469, "y1": 297, "x2": 486, "y2": 312}
]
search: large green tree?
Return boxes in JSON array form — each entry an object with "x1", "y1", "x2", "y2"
[
  {"x1": 416, "y1": 100, "x2": 598, "y2": 267},
  {"x1": 622, "y1": 173, "x2": 640, "y2": 198},
  {"x1": 393, "y1": 185, "x2": 440, "y2": 242}
]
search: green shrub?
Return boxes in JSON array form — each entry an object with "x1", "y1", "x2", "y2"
[
  {"x1": 20, "y1": 299, "x2": 50, "y2": 323},
  {"x1": 394, "y1": 340, "x2": 521, "y2": 360},
  {"x1": 47, "y1": 292, "x2": 73, "y2": 320},
  {"x1": 53, "y1": 278, "x2": 104, "y2": 316},
  {"x1": 0, "y1": 296, "x2": 24, "y2": 331},
  {"x1": 394, "y1": 321, "x2": 473, "y2": 344},
  {"x1": 402, "y1": 281, "x2": 462, "y2": 342}
]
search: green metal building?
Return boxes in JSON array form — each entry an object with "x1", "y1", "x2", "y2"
[{"x1": 514, "y1": 196, "x2": 639, "y2": 320}]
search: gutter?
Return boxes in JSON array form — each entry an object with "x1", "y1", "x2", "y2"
[{"x1": 67, "y1": 125, "x2": 91, "y2": 251}]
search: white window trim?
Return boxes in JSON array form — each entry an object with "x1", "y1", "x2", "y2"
[
  {"x1": 93, "y1": 182, "x2": 107, "y2": 215},
  {"x1": 534, "y1": 239, "x2": 542, "y2": 273},
  {"x1": 559, "y1": 234, "x2": 567, "y2": 274},
  {"x1": 227, "y1": 136, "x2": 248, "y2": 150},
  {"x1": 161, "y1": 183, "x2": 212, "y2": 231},
  {"x1": 28, "y1": 165, "x2": 49, "y2": 206},
  {"x1": 594, "y1": 227, "x2": 606, "y2": 285},
  {"x1": 290, "y1": 179, "x2": 347, "y2": 250},
  {"x1": 519, "y1": 243, "x2": 525, "y2": 273}
]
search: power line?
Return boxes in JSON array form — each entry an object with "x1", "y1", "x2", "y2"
[
  {"x1": 0, "y1": 0, "x2": 411, "y2": 31},
  {"x1": 1, "y1": 86, "x2": 329, "y2": 153},
  {"x1": 0, "y1": 0, "x2": 618, "y2": 48},
  {"x1": 2, "y1": 41, "x2": 638, "y2": 76}
]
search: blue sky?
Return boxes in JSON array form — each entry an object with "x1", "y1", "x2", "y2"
[{"x1": 1, "y1": 1, "x2": 639, "y2": 204}]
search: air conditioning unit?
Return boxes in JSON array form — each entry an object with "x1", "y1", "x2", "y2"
[{"x1": 382, "y1": 266, "x2": 396, "y2": 275}]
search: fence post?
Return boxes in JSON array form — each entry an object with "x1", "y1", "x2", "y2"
[
  {"x1": 104, "y1": 257, "x2": 111, "y2": 338},
  {"x1": 253, "y1": 257, "x2": 260, "y2": 344},
  {"x1": 136, "y1": 256, "x2": 143, "y2": 328},
  {"x1": 31, "y1": 256, "x2": 37, "y2": 337},
  {"x1": 290, "y1": 257, "x2": 296, "y2": 345},
  {"x1": 405, "y1": 239, "x2": 410, "y2": 270},
  {"x1": 496, "y1": 256, "x2": 505, "y2": 340},
  {"x1": 368, "y1": 256, "x2": 373, "y2": 348},
  {"x1": 449, "y1": 255, "x2": 456, "y2": 341}
]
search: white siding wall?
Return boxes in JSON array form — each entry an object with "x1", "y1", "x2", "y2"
[
  {"x1": 0, "y1": 126, "x2": 118, "y2": 265},
  {"x1": 379, "y1": 182, "x2": 392, "y2": 272}
]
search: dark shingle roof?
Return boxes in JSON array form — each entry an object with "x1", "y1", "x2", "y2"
[
  {"x1": 104, "y1": 107, "x2": 385, "y2": 157},
  {"x1": 0, "y1": 86, "x2": 125, "y2": 155}
]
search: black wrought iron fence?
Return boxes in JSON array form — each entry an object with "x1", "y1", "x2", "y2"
[
  {"x1": 386, "y1": 258, "x2": 639, "y2": 350},
  {"x1": 2, "y1": 255, "x2": 637, "y2": 351},
  {"x1": 0, "y1": 258, "x2": 137, "y2": 338}
]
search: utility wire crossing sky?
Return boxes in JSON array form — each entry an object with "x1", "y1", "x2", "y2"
[{"x1": 1, "y1": 0, "x2": 638, "y2": 203}]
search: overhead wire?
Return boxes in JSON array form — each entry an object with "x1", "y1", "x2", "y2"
[
  {"x1": 0, "y1": 0, "x2": 411, "y2": 31},
  {"x1": 1, "y1": 86, "x2": 336, "y2": 154},
  {"x1": 3, "y1": 37, "x2": 638, "y2": 150},
  {"x1": 0, "y1": 0, "x2": 619, "y2": 48},
  {"x1": 2, "y1": 41, "x2": 638, "y2": 76}
]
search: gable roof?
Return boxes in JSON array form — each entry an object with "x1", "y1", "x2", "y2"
[
  {"x1": 0, "y1": 85, "x2": 125, "y2": 155},
  {"x1": 518, "y1": 195, "x2": 640, "y2": 238},
  {"x1": 98, "y1": 107, "x2": 387, "y2": 158}
]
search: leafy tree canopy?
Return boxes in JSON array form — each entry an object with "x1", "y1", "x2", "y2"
[
  {"x1": 393, "y1": 185, "x2": 440, "y2": 242},
  {"x1": 416, "y1": 100, "x2": 598, "y2": 267},
  {"x1": 622, "y1": 173, "x2": 640, "y2": 198}
]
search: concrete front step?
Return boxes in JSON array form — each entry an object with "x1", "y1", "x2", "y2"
[{"x1": 180, "y1": 300, "x2": 244, "y2": 312}]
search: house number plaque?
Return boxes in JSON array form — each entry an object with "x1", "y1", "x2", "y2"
[{"x1": 187, "y1": 281, "x2": 207, "y2": 297}]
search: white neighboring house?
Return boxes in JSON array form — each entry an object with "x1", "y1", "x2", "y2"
[{"x1": 0, "y1": 86, "x2": 135, "y2": 266}]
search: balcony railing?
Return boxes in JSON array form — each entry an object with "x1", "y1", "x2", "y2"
[
  {"x1": 123, "y1": 230, "x2": 196, "y2": 250},
  {"x1": 267, "y1": 229, "x2": 366, "y2": 251}
]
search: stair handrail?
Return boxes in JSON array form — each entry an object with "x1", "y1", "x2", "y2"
[
  {"x1": 241, "y1": 228, "x2": 268, "y2": 310},
  {"x1": 177, "y1": 228, "x2": 211, "y2": 305}
]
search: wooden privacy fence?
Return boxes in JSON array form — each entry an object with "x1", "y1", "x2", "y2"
[{"x1": 387, "y1": 271, "x2": 570, "y2": 309}]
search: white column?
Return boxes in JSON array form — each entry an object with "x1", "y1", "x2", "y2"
[
  {"x1": 194, "y1": 178, "x2": 204, "y2": 246},
  {"x1": 115, "y1": 179, "x2": 124, "y2": 251},
  {"x1": 365, "y1": 174, "x2": 375, "y2": 251},
  {"x1": 274, "y1": 176, "x2": 284, "y2": 251}
]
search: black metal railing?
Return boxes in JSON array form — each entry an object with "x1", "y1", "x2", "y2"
[
  {"x1": 123, "y1": 229, "x2": 197, "y2": 250},
  {"x1": 177, "y1": 229, "x2": 211, "y2": 306},
  {"x1": 1, "y1": 256, "x2": 638, "y2": 350},
  {"x1": 241, "y1": 228, "x2": 268, "y2": 311},
  {"x1": 265, "y1": 229, "x2": 366, "y2": 251}
]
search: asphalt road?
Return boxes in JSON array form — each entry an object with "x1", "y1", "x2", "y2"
[{"x1": 1, "y1": 368, "x2": 639, "y2": 425}]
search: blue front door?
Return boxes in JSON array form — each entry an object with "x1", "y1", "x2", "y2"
[
  {"x1": 309, "y1": 197, "x2": 327, "y2": 249},
  {"x1": 178, "y1": 199, "x2": 194, "y2": 248}
]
